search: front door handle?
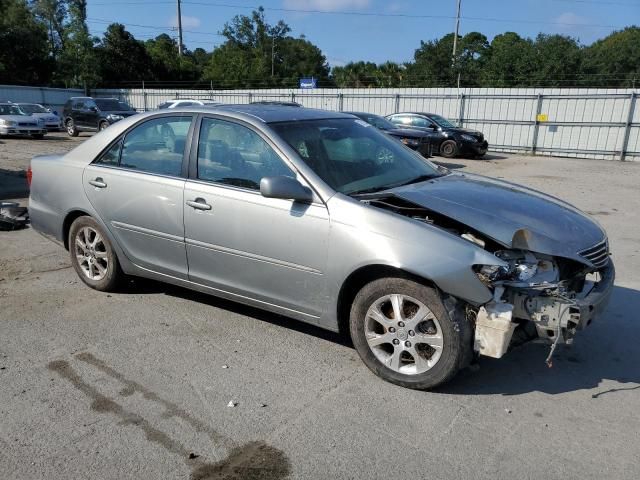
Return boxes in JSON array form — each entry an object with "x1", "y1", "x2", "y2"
[
  {"x1": 186, "y1": 197, "x2": 212, "y2": 211},
  {"x1": 89, "y1": 177, "x2": 107, "y2": 188}
]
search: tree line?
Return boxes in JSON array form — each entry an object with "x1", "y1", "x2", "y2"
[{"x1": 1, "y1": 0, "x2": 638, "y2": 89}]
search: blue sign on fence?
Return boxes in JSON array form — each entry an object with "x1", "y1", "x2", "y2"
[{"x1": 299, "y1": 77, "x2": 317, "y2": 89}]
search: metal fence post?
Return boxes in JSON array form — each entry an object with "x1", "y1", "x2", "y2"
[
  {"x1": 247, "y1": 92, "x2": 252, "y2": 104},
  {"x1": 394, "y1": 94, "x2": 400, "y2": 113},
  {"x1": 457, "y1": 93, "x2": 466, "y2": 127},
  {"x1": 620, "y1": 92, "x2": 637, "y2": 161},
  {"x1": 531, "y1": 93, "x2": 544, "y2": 154},
  {"x1": 338, "y1": 93, "x2": 344, "y2": 111},
  {"x1": 142, "y1": 81, "x2": 147, "y2": 112},
  {"x1": 291, "y1": 92, "x2": 296, "y2": 104}
]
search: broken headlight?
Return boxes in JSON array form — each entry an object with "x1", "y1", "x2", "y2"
[{"x1": 474, "y1": 264, "x2": 509, "y2": 286}]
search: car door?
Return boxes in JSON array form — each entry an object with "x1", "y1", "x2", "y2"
[
  {"x1": 83, "y1": 114, "x2": 195, "y2": 279},
  {"x1": 410, "y1": 115, "x2": 443, "y2": 145},
  {"x1": 183, "y1": 116, "x2": 330, "y2": 319},
  {"x1": 72, "y1": 100, "x2": 89, "y2": 128}
]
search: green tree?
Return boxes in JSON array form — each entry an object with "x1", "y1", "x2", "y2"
[
  {"x1": 528, "y1": 34, "x2": 583, "y2": 87},
  {"x1": 56, "y1": 0, "x2": 99, "y2": 87},
  {"x1": 29, "y1": 0, "x2": 67, "y2": 60},
  {"x1": 95, "y1": 24, "x2": 154, "y2": 85},
  {"x1": 480, "y1": 32, "x2": 535, "y2": 87},
  {"x1": 582, "y1": 26, "x2": 640, "y2": 87},
  {"x1": 331, "y1": 61, "x2": 381, "y2": 87},
  {"x1": 203, "y1": 7, "x2": 328, "y2": 88},
  {"x1": 0, "y1": 0, "x2": 52, "y2": 84},
  {"x1": 145, "y1": 34, "x2": 199, "y2": 82}
]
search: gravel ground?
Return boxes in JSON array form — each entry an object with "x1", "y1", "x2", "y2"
[{"x1": 1, "y1": 134, "x2": 639, "y2": 480}]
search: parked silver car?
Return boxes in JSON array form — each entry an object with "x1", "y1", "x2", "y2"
[
  {"x1": 0, "y1": 102, "x2": 47, "y2": 138},
  {"x1": 16, "y1": 103, "x2": 63, "y2": 131},
  {"x1": 29, "y1": 105, "x2": 614, "y2": 389}
]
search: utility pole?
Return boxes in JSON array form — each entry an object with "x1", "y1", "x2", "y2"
[
  {"x1": 452, "y1": 0, "x2": 463, "y2": 118},
  {"x1": 452, "y1": 0, "x2": 462, "y2": 63},
  {"x1": 177, "y1": 0, "x2": 184, "y2": 56}
]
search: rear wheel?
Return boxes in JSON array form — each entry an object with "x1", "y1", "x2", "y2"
[
  {"x1": 66, "y1": 119, "x2": 79, "y2": 137},
  {"x1": 350, "y1": 277, "x2": 469, "y2": 390},
  {"x1": 440, "y1": 140, "x2": 458, "y2": 158},
  {"x1": 69, "y1": 216, "x2": 123, "y2": 292}
]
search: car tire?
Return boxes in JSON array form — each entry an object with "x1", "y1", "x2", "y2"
[
  {"x1": 66, "y1": 119, "x2": 79, "y2": 137},
  {"x1": 99, "y1": 121, "x2": 109, "y2": 131},
  {"x1": 440, "y1": 140, "x2": 458, "y2": 158},
  {"x1": 349, "y1": 277, "x2": 469, "y2": 390},
  {"x1": 69, "y1": 216, "x2": 123, "y2": 292}
]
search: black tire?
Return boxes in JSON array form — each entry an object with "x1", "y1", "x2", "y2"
[
  {"x1": 66, "y1": 119, "x2": 79, "y2": 137},
  {"x1": 99, "y1": 121, "x2": 109, "y2": 131},
  {"x1": 69, "y1": 216, "x2": 123, "y2": 292},
  {"x1": 350, "y1": 277, "x2": 470, "y2": 390},
  {"x1": 440, "y1": 140, "x2": 458, "y2": 158}
]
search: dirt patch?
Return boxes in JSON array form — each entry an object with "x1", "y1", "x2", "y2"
[{"x1": 48, "y1": 355, "x2": 291, "y2": 480}]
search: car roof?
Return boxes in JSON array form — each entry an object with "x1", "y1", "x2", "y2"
[
  {"x1": 391, "y1": 112, "x2": 437, "y2": 117},
  {"x1": 209, "y1": 104, "x2": 355, "y2": 123}
]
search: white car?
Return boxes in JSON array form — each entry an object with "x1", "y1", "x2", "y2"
[
  {"x1": 0, "y1": 103, "x2": 46, "y2": 138},
  {"x1": 16, "y1": 103, "x2": 63, "y2": 131},
  {"x1": 157, "y1": 99, "x2": 222, "y2": 109}
]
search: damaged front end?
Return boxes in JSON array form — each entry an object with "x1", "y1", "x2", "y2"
[
  {"x1": 474, "y1": 246, "x2": 615, "y2": 364},
  {"x1": 363, "y1": 193, "x2": 615, "y2": 364}
]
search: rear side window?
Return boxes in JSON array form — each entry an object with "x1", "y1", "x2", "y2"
[
  {"x1": 94, "y1": 116, "x2": 192, "y2": 176},
  {"x1": 72, "y1": 101, "x2": 85, "y2": 110}
]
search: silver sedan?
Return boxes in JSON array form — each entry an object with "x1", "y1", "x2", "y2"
[{"x1": 28, "y1": 105, "x2": 614, "y2": 389}]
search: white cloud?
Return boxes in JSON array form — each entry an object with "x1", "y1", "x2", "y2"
[
  {"x1": 169, "y1": 15, "x2": 201, "y2": 29},
  {"x1": 283, "y1": 0, "x2": 371, "y2": 12}
]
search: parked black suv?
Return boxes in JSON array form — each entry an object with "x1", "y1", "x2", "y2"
[
  {"x1": 386, "y1": 112, "x2": 488, "y2": 158},
  {"x1": 63, "y1": 97, "x2": 137, "y2": 136},
  {"x1": 347, "y1": 112, "x2": 433, "y2": 158}
]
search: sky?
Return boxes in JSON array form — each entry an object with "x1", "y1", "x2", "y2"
[{"x1": 86, "y1": 0, "x2": 640, "y2": 67}]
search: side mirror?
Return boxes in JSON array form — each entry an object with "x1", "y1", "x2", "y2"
[{"x1": 260, "y1": 176, "x2": 313, "y2": 203}]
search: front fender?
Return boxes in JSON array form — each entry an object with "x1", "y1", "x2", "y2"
[{"x1": 323, "y1": 194, "x2": 504, "y2": 328}]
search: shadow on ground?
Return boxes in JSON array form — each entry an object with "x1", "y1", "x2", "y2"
[
  {"x1": 0, "y1": 168, "x2": 28, "y2": 200},
  {"x1": 119, "y1": 278, "x2": 639, "y2": 397},
  {"x1": 439, "y1": 285, "x2": 640, "y2": 396}
]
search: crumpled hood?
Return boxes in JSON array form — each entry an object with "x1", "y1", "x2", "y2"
[{"x1": 390, "y1": 172, "x2": 606, "y2": 263}]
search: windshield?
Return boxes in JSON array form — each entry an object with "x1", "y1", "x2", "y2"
[
  {"x1": 355, "y1": 113, "x2": 397, "y2": 131},
  {"x1": 270, "y1": 118, "x2": 443, "y2": 195},
  {"x1": 118, "y1": 101, "x2": 134, "y2": 111},
  {"x1": 95, "y1": 99, "x2": 123, "y2": 111},
  {"x1": 0, "y1": 104, "x2": 28, "y2": 116},
  {"x1": 430, "y1": 114, "x2": 456, "y2": 128},
  {"x1": 18, "y1": 104, "x2": 47, "y2": 114}
]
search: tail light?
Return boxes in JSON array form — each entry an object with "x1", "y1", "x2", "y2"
[{"x1": 27, "y1": 165, "x2": 32, "y2": 187}]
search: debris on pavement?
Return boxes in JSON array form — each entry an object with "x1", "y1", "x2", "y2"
[
  {"x1": 0, "y1": 202, "x2": 29, "y2": 231},
  {"x1": 227, "y1": 400, "x2": 237, "y2": 407}
]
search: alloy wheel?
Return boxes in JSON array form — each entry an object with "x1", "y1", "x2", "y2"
[
  {"x1": 364, "y1": 294, "x2": 443, "y2": 375},
  {"x1": 74, "y1": 226, "x2": 109, "y2": 281}
]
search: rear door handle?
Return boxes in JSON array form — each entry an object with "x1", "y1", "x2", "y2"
[
  {"x1": 89, "y1": 177, "x2": 107, "y2": 188},
  {"x1": 186, "y1": 197, "x2": 212, "y2": 211}
]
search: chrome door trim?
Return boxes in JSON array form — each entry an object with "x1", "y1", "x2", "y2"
[
  {"x1": 112, "y1": 221, "x2": 184, "y2": 243},
  {"x1": 185, "y1": 237, "x2": 323, "y2": 275}
]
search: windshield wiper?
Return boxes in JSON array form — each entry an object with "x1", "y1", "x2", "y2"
[{"x1": 393, "y1": 174, "x2": 440, "y2": 188}]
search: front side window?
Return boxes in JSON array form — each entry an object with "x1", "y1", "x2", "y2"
[
  {"x1": 411, "y1": 116, "x2": 431, "y2": 128},
  {"x1": 115, "y1": 116, "x2": 192, "y2": 176},
  {"x1": 271, "y1": 118, "x2": 443, "y2": 195},
  {"x1": 197, "y1": 118, "x2": 294, "y2": 190}
]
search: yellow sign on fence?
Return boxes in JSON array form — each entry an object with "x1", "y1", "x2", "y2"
[{"x1": 537, "y1": 113, "x2": 549, "y2": 122}]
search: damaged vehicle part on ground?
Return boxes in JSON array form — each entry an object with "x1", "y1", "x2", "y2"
[{"x1": 28, "y1": 105, "x2": 614, "y2": 390}]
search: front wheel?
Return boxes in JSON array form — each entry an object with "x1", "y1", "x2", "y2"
[
  {"x1": 440, "y1": 140, "x2": 458, "y2": 158},
  {"x1": 99, "y1": 121, "x2": 109, "y2": 131},
  {"x1": 350, "y1": 277, "x2": 469, "y2": 390},
  {"x1": 69, "y1": 216, "x2": 123, "y2": 291},
  {"x1": 66, "y1": 119, "x2": 79, "y2": 137}
]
